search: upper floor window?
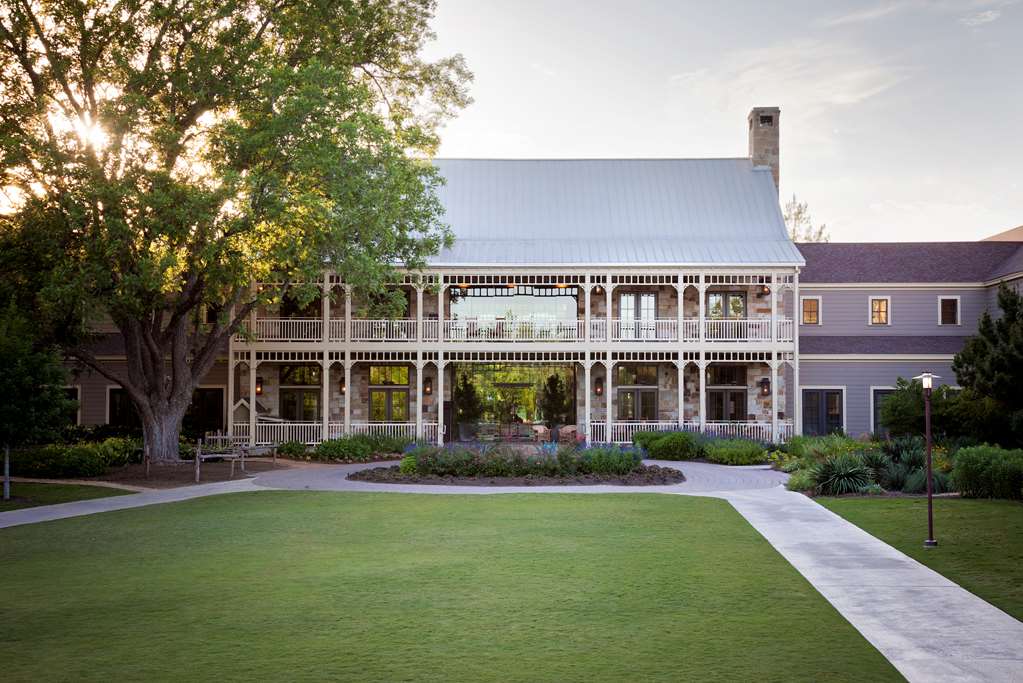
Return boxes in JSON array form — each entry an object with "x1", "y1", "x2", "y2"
[
  {"x1": 707, "y1": 292, "x2": 746, "y2": 319},
  {"x1": 616, "y1": 364, "x2": 658, "y2": 386},
  {"x1": 801, "y1": 297, "x2": 821, "y2": 325},
  {"x1": 939, "y1": 297, "x2": 960, "y2": 326},
  {"x1": 369, "y1": 365, "x2": 410, "y2": 386},
  {"x1": 869, "y1": 296, "x2": 890, "y2": 325}
]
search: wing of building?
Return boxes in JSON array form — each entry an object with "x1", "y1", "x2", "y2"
[{"x1": 69, "y1": 107, "x2": 1020, "y2": 444}]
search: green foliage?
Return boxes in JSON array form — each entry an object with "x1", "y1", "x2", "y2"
[
  {"x1": 953, "y1": 446, "x2": 1023, "y2": 500},
  {"x1": 580, "y1": 447, "x2": 643, "y2": 475},
  {"x1": 0, "y1": 1, "x2": 471, "y2": 462},
  {"x1": 398, "y1": 455, "x2": 418, "y2": 475},
  {"x1": 0, "y1": 302, "x2": 76, "y2": 448},
  {"x1": 786, "y1": 469, "x2": 816, "y2": 492},
  {"x1": 882, "y1": 462, "x2": 910, "y2": 492},
  {"x1": 901, "y1": 469, "x2": 952, "y2": 495},
  {"x1": 704, "y1": 439, "x2": 768, "y2": 466},
  {"x1": 644, "y1": 432, "x2": 705, "y2": 460},
  {"x1": 314, "y1": 434, "x2": 411, "y2": 461},
  {"x1": 452, "y1": 374, "x2": 484, "y2": 424},
  {"x1": 859, "y1": 450, "x2": 892, "y2": 484},
  {"x1": 784, "y1": 434, "x2": 865, "y2": 461},
  {"x1": 537, "y1": 374, "x2": 571, "y2": 428},
  {"x1": 631, "y1": 431, "x2": 666, "y2": 450},
  {"x1": 12, "y1": 437, "x2": 141, "y2": 478},
  {"x1": 880, "y1": 379, "x2": 1011, "y2": 446},
  {"x1": 858, "y1": 483, "x2": 886, "y2": 496},
  {"x1": 811, "y1": 453, "x2": 872, "y2": 496},
  {"x1": 401, "y1": 443, "x2": 642, "y2": 478},
  {"x1": 276, "y1": 441, "x2": 308, "y2": 458}
]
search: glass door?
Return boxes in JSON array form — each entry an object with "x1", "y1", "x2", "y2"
[
  {"x1": 617, "y1": 388, "x2": 657, "y2": 421},
  {"x1": 280, "y1": 389, "x2": 320, "y2": 422},
  {"x1": 619, "y1": 292, "x2": 656, "y2": 339},
  {"x1": 369, "y1": 389, "x2": 410, "y2": 422},
  {"x1": 707, "y1": 390, "x2": 747, "y2": 421},
  {"x1": 802, "y1": 390, "x2": 843, "y2": 435}
]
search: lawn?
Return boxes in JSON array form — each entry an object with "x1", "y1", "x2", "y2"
[
  {"x1": 820, "y1": 497, "x2": 1023, "y2": 621},
  {"x1": 0, "y1": 482, "x2": 134, "y2": 512},
  {"x1": 0, "y1": 492, "x2": 900, "y2": 682}
]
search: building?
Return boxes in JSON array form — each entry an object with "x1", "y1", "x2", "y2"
[{"x1": 66, "y1": 108, "x2": 1022, "y2": 445}]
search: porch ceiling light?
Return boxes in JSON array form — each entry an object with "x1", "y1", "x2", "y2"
[
  {"x1": 555, "y1": 283, "x2": 567, "y2": 289},
  {"x1": 255, "y1": 376, "x2": 264, "y2": 396},
  {"x1": 506, "y1": 283, "x2": 516, "y2": 289},
  {"x1": 759, "y1": 377, "x2": 771, "y2": 396},
  {"x1": 458, "y1": 283, "x2": 469, "y2": 289}
]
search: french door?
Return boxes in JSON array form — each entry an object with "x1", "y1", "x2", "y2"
[
  {"x1": 619, "y1": 292, "x2": 656, "y2": 339},
  {"x1": 707, "y1": 390, "x2": 747, "y2": 421},
  {"x1": 802, "y1": 389, "x2": 843, "y2": 436},
  {"x1": 369, "y1": 388, "x2": 410, "y2": 422},
  {"x1": 280, "y1": 389, "x2": 320, "y2": 422},
  {"x1": 617, "y1": 388, "x2": 657, "y2": 421}
]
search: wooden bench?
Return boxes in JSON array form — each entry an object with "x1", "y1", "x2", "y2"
[{"x1": 194, "y1": 441, "x2": 249, "y2": 483}]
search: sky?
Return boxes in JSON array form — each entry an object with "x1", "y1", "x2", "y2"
[{"x1": 423, "y1": 0, "x2": 1023, "y2": 242}]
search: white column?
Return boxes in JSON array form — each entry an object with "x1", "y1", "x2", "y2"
[
  {"x1": 698, "y1": 357, "x2": 707, "y2": 433},
  {"x1": 677, "y1": 362, "x2": 684, "y2": 428},
  {"x1": 344, "y1": 287, "x2": 352, "y2": 342},
  {"x1": 605, "y1": 274, "x2": 613, "y2": 340},
  {"x1": 584, "y1": 275, "x2": 591, "y2": 343},
  {"x1": 322, "y1": 274, "x2": 330, "y2": 343},
  {"x1": 436, "y1": 356, "x2": 445, "y2": 445},
  {"x1": 770, "y1": 272, "x2": 778, "y2": 344},
  {"x1": 248, "y1": 350, "x2": 257, "y2": 447},
  {"x1": 226, "y1": 356, "x2": 235, "y2": 439},
  {"x1": 675, "y1": 275, "x2": 683, "y2": 342},
  {"x1": 584, "y1": 357, "x2": 592, "y2": 442},
  {"x1": 415, "y1": 355, "x2": 424, "y2": 440},
  {"x1": 770, "y1": 357, "x2": 779, "y2": 443},
  {"x1": 416, "y1": 285, "x2": 424, "y2": 342},
  {"x1": 698, "y1": 274, "x2": 706, "y2": 345},
  {"x1": 793, "y1": 269, "x2": 802, "y2": 436},
  {"x1": 343, "y1": 361, "x2": 352, "y2": 436},
  {"x1": 437, "y1": 280, "x2": 445, "y2": 342},
  {"x1": 605, "y1": 353, "x2": 613, "y2": 443},
  {"x1": 321, "y1": 355, "x2": 330, "y2": 442}
]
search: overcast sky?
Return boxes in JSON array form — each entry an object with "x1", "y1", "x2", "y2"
[{"x1": 424, "y1": 0, "x2": 1023, "y2": 242}]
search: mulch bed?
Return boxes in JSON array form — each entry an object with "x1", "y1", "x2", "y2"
[
  {"x1": 84, "y1": 460, "x2": 283, "y2": 489},
  {"x1": 348, "y1": 464, "x2": 685, "y2": 486}
]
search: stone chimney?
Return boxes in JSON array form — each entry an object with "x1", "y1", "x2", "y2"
[{"x1": 748, "y1": 107, "x2": 780, "y2": 192}]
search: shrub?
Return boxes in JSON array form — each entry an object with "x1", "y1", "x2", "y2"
[
  {"x1": 313, "y1": 433, "x2": 412, "y2": 461},
  {"x1": 953, "y1": 445, "x2": 1023, "y2": 500},
  {"x1": 858, "y1": 483, "x2": 885, "y2": 495},
  {"x1": 632, "y1": 431, "x2": 666, "y2": 451},
  {"x1": 11, "y1": 437, "x2": 141, "y2": 478},
  {"x1": 704, "y1": 439, "x2": 767, "y2": 466},
  {"x1": 580, "y1": 446, "x2": 643, "y2": 475},
  {"x1": 811, "y1": 453, "x2": 872, "y2": 496},
  {"x1": 276, "y1": 440, "x2": 308, "y2": 458},
  {"x1": 398, "y1": 454, "x2": 418, "y2": 474},
  {"x1": 786, "y1": 469, "x2": 815, "y2": 492},
  {"x1": 858, "y1": 450, "x2": 891, "y2": 484},
  {"x1": 785, "y1": 434, "x2": 864, "y2": 461},
  {"x1": 645, "y1": 432, "x2": 704, "y2": 460},
  {"x1": 901, "y1": 468, "x2": 952, "y2": 495},
  {"x1": 881, "y1": 462, "x2": 910, "y2": 492}
]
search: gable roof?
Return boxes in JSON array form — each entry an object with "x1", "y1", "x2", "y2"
[
  {"x1": 797, "y1": 242, "x2": 1023, "y2": 283},
  {"x1": 429, "y1": 158, "x2": 805, "y2": 267}
]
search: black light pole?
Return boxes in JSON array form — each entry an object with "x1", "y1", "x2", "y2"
[{"x1": 916, "y1": 372, "x2": 938, "y2": 548}]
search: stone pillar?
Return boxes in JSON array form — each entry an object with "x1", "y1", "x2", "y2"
[
  {"x1": 437, "y1": 355, "x2": 445, "y2": 445},
  {"x1": 321, "y1": 354, "x2": 330, "y2": 442},
  {"x1": 248, "y1": 350, "x2": 257, "y2": 447},
  {"x1": 343, "y1": 361, "x2": 351, "y2": 437}
]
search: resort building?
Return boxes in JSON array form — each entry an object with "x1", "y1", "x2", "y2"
[{"x1": 67, "y1": 108, "x2": 1023, "y2": 445}]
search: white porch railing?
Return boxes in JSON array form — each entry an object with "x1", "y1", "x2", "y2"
[
  {"x1": 589, "y1": 319, "x2": 607, "y2": 341},
  {"x1": 443, "y1": 318, "x2": 584, "y2": 342},
  {"x1": 349, "y1": 422, "x2": 418, "y2": 440},
  {"x1": 423, "y1": 422, "x2": 439, "y2": 443},
  {"x1": 351, "y1": 319, "x2": 417, "y2": 342},
  {"x1": 703, "y1": 318, "x2": 772, "y2": 342},
  {"x1": 776, "y1": 318, "x2": 794, "y2": 342},
  {"x1": 703, "y1": 421, "x2": 782, "y2": 442},
  {"x1": 244, "y1": 421, "x2": 323, "y2": 445},
  {"x1": 609, "y1": 421, "x2": 679, "y2": 443},
  {"x1": 422, "y1": 319, "x2": 440, "y2": 341},
  {"x1": 589, "y1": 422, "x2": 606, "y2": 443},
  {"x1": 611, "y1": 319, "x2": 677, "y2": 341},
  {"x1": 253, "y1": 318, "x2": 323, "y2": 341},
  {"x1": 680, "y1": 319, "x2": 700, "y2": 341},
  {"x1": 328, "y1": 318, "x2": 345, "y2": 341},
  {"x1": 589, "y1": 420, "x2": 794, "y2": 445}
]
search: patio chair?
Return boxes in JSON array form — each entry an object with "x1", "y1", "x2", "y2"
[
  {"x1": 531, "y1": 424, "x2": 551, "y2": 442},
  {"x1": 558, "y1": 425, "x2": 577, "y2": 444}
]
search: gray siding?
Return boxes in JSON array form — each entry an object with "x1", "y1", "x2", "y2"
[
  {"x1": 800, "y1": 360, "x2": 956, "y2": 437},
  {"x1": 799, "y1": 288, "x2": 989, "y2": 337}
]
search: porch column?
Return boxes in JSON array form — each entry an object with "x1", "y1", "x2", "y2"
[
  {"x1": 698, "y1": 356, "x2": 707, "y2": 434},
  {"x1": 248, "y1": 350, "x2": 257, "y2": 447},
  {"x1": 770, "y1": 272, "x2": 778, "y2": 344},
  {"x1": 343, "y1": 361, "x2": 351, "y2": 436},
  {"x1": 793, "y1": 269, "x2": 802, "y2": 436},
  {"x1": 698, "y1": 273, "x2": 706, "y2": 345},
  {"x1": 322, "y1": 273, "x2": 330, "y2": 343},
  {"x1": 344, "y1": 287, "x2": 352, "y2": 343},
  {"x1": 584, "y1": 274, "x2": 591, "y2": 343},
  {"x1": 321, "y1": 354, "x2": 330, "y2": 442},
  {"x1": 437, "y1": 278, "x2": 445, "y2": 342},
  {"x1": 676, "y1": 361, "x2": 684, "y2": 429},
  {"x1": 605, "y1": 352, "x2": 613, "y2": 443},
  {"x1": 415, "y1": 354, "x2": 424, "y2": 440},
  {"x1": 675, "y1": 274, "x2": 683, "y2": 342},
  {"x1": 583, "y1": 356, "x2": 591, "y2": 442},
  {"x1": 416, "y1": 284, "x2": 424, "y2": 343},
  {"x1": 770, "y1": 356, "x2": 779, "y2": 443},
  {"x1": 437, "y1": 354, "x2": 445, "y2": 445},
  {"x1": 605, "y1": 274, "x2": 612, "y2": 340}
]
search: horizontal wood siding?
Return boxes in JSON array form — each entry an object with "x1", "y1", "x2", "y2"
[{"x1": 799, "y1": 288, "x2": 989, "y2": 337}]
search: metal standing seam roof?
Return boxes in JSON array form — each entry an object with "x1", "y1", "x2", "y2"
[{"x1": 428, "y1": 158, "x2": 805, "y2": 267}]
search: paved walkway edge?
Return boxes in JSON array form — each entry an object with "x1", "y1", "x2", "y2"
[{"x1": 719, "y1": 487, "x2": 1023, "y2": 683}]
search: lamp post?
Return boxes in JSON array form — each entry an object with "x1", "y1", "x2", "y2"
[{"x1": 914, "y1": 372, "x2": 940, "y2": 548}]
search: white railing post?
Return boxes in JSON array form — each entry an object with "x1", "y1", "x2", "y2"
[
  {"x1": 416, "y1": 284, "x2": 424, "y2": 344},
  {"x1": 584, "y1": 275, "x2": 591, "y2": 343},
  {"x1": 436, "y1": 355, "x2": 445, "y2": 445},
  {"x1": 343, "y1": 361, "x2": 351, "y2": 437},
  {"x1": 698, "y1": 356, "x2": 707, "y2": 435},
  {"x1": 605, "y1": 352, "x2": 613, "y2": 444},
  {"x1": 415, "y1": 355, "x2": 424, "y2": 441},
  {"x1": 698, "y1": 274, "x2": 706, "y2": 345},
  {"x1": 321, "y1": 353, "x2": 330, "y2": 443},
  {"x1": 344, "y1": 287, "x2": 352, "y2": 346},
  {"x1": 676, "y1": 361, "x2": 684, "y2": 430},
  {"x1": 794, "y1": 269, "x2": 802, "y2": 437},
  {"x1": 584, "y1": 357, "x2": 591, "y2": 442},
  {"x1": 770, "y1": 272, "x2": 778, "y2": 345},
  {"x1": 248, "y1": 350, "x2": 257, "y2": 448}
]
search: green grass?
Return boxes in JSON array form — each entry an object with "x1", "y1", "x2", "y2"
[
  {"x1": 819, "y1": 497, "x2": 1023, "y2": 621},
  {"x1": 0, "y1": 482, "x2": 134, "y2": 512},
  {"x1": 0, "y1": 492, "x2": 900, "y2": 682}
]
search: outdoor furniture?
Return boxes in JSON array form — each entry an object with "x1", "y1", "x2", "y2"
[
  {"x1": 558, "y1": 425, "x2": 577, "y2": 443},
  {"x1": 478, "y1": 424, "x2": 499, "y2": 442},
  {"x1": 194, "y1": 440, "x2": 249, "y2": 483},
  {"x1": 532, "y1": 424, "x2": 551, "y2": 442}
]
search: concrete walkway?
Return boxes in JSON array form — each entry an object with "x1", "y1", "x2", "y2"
[{"x1": 719, "y1": 486, "x2": 1023, "y2": 683}]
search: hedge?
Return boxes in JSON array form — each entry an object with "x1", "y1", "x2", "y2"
[
  {"x1": 703, "y1": 439, "x2": 768, "y2": 466},
  {"x1": 953, "y1": 445, "x2": 1023, "y2": 500},
  {"x1": 11, "y1": 437, "x2": 142, "y2": 478}
]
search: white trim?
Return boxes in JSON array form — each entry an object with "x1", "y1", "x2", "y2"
[
  {"x1": 868, "y1": 295, "x2": 891, "y2": 326},
  {"x1": 801, "y1": 282, "x2": 985, "y2": 290},
  {"x1": 104, "y1": 384, "x2": 121, "y2": 424},
  {"x1": 800, "y1": 385, "x2": 847, "y2": 435},
  {"x1": 64, "y1": 385, "x2": 81, "y2": 425},
  {"x1": 802, "y1": 354, "x2": 955, "y2": 362},
  {"x1": 799, "y1": 295, "x2": 822, "y2": 325},
  {"x1": 869, "y1": 385, "x2": 896, "y2": 434},
  {"x1": 938, "y1": 295, "x2": 961, "y2": 326}
]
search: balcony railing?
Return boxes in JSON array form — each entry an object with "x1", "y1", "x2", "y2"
[
  {"x1": 253, "y1": 318, "x2": 323, "y2": 341},
  {"x1": 611, "y1": 319, "x2": 678, "y2": 341},
  {"x1": 444, "y1": 318, "x2": 584, "y2": 342},
  {"x1": 703, "y1": 318, "x2": 793, "y2": 342},
  {"x1": 351, "y1": 319, "x2": 417, "y2": 342}
]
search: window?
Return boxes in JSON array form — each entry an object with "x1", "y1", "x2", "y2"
[
  {"x1": 107, "y1": 387, "x2": 141, "y2": 427},
  {"x1": 280, "y1": 389, "x2": 320, "y2": 421},
  {"x1": 939, "y1": 297, "x2": 960, "y2": 326},
  {"x1": 64, "y1": 386, "x2": 80, "y2": 426},
  {"x1": 871, "y1": 388, "x2": 895, "y2": 437},
  {"x1": 801, "y1": 297, "x2": 821, "y2": 325},
  {"x1": 802, "y1": 389, "x2": 844, "y2": 436},
  {"x1": 618, "y1": 292, "x2": 657, "y2": 339},
  {"x1": 617, "y1": 388, "x2": 657, "y2": 421},
  {"x1": 707, "y1": 292, "x2": 746, "y2": 319},
  {"x1": 869, "y1": 297, "x2": 890, "y2": 325},
  {"x1": 616, "y1": 364, "x2": 658, "y2": 386},
  {"x1": 707, "y1": 390, "x2": 747, "y2": 421},
  {"x1": 369, "y1": 366, "x2": 409, "y2": 386},
  {"x1": 280, "y1": 364, "x2": 322, "y2": 386},
  {"x1": 706, "y1": 365, "x2": 744, "y2": 386}
]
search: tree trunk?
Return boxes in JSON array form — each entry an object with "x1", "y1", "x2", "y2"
[{"x1": 141, "y1": 410, "x2": 186, "y2": 465}]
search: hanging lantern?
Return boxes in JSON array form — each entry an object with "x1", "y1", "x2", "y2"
[
  {"x1": 255, "y1": 376, "x2": 264, "y2": 396},
  {"x1": 595, "y1": 376, "x2": 604, "y2": 397},
  {"x1": 759, "y1": 377, "x2": 771, "y2": 396},
  {"x1": 424, "y1": 377, "x2": 433, "y2": 396}
]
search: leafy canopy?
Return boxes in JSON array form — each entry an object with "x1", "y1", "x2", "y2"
[{"x1": 783, "y1": 194, "x2": 829, "y2": 243}]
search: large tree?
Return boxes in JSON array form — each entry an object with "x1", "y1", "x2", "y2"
[{"x1": 0, "y1": 0, "x2": 471, "y2": 463}]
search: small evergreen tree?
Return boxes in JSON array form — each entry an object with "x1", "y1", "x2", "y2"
[
  {"x1": 452, "y1": 373, "x2": 484, "y2": 424},
  {"x1": 538, "y1": 375, "x2": 571, "y2": 428}
]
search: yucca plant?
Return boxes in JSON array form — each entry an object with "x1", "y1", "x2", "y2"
[
  {"x1": 858, "y1": 450, "x2": 891, "y2": 485},
  {"x1": 811, "y1": 453, "x2": 872, "y2": 496}
]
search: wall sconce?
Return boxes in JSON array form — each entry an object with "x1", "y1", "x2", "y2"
[
  {"x1": 339, "y1": 377, "x2": 346, "y2": 395},
  {"x1": 759, "y1": 377, "x2": 771, "y2": 396},
  {"x1": 594, "y1": 285, "x2": 604, "y2": 295},
  {"x1": 760, "y1": 285, "x2": 771, "y2": 296},
  {"x1": 424, "y1": 377, "x2": 433, "y2": 396},
  {"x1": 255, "y1": 376, "x2": 263, "y2": 396},
  {"x1": 595, "y1": 376, "x2": 604, "y2": 396},
  {"x1": 506, "y1": 283, "x2": 516, "y2": 289}
]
